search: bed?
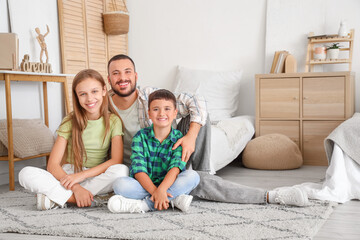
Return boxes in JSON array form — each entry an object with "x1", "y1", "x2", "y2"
[
  {"x1": 173, "y1": 66, "x2": 254, "y2": 173},
  {"x1": 209, "y1": 115, "x2": 255, "y2": 173}
]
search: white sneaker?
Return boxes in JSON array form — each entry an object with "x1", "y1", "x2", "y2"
[
  {"x1": 36, "y1": 193, "x2": 64, "y2": 210},
  {"x1": 274, "y1": 187, "x2": 308, "y2": 207},
  {"x1": 172, "y1": 194, "x2": 193, "y2": 212},
  {"x1": 107, "y1": 195, "x2": 145, "y2": 213}
]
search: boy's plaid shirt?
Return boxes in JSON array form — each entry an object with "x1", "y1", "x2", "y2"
[{"x1": 130, "y1": 126, "x2": 186, "y2": 185}]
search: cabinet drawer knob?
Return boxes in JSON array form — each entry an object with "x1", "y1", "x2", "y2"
[
  {"x1": 293, "y1": 97, "x2": 298, "y2": 100},
  {"x1": 303, "y1": 97, "x2": 308, "y2": 100}
]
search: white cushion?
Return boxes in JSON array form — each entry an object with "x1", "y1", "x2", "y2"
[{"x1": 174, "y1": 66, "x2": 243, "y2": 123}]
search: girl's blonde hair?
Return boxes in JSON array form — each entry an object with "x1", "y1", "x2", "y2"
[{"x1": 62, "y1": 69, "x2": 121, "y2": 173}]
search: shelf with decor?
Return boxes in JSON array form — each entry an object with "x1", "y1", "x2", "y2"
[{"x1": 305, "y1": 29, "x2": 354, "y2": 72}]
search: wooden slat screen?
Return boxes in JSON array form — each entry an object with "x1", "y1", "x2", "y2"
[{"x1": 58, "y1": 0, "x2": 128, "y2": 108}]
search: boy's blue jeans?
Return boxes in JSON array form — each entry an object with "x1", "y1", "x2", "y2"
[{"x1": 112, "y1": 170, "x2": 200, "y2": 211}]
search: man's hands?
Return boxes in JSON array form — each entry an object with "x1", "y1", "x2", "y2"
[
  {"x1": 150, "y1": 187, "x2": 173, "y2": 211},
  {"x1": 172, "y1": 134, "x2": 196, "y2": 162},
  {"x1": 172, "y1": 122, "x2": 201, "y2": 162}
]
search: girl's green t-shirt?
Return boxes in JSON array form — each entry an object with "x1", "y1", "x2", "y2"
[{"x1": 57, "y1": 114, "x2": 123, "y2": 168}]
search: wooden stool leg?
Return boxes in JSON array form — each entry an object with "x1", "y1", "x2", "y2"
[
  {"x1": 5, "y1": 74, "x2": 15, "y2": 191},
  {"x1": 9, "y1": 160, "x2": 15, "y2": 191}
]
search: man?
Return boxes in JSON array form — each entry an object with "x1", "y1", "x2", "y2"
[{"x1": 107, "y1": 54, "x2": 308, "y2": 206}]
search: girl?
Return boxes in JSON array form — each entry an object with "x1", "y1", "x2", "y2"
[{"x1": 19, "y1": 69, "x2": 128, "y2": 210}]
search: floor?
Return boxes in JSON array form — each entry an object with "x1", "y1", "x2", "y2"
[{"x1": 0, "y1": 162, "x2": 359, "y2": 240}]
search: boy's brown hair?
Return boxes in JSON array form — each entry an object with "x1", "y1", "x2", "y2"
[{"x1": 148, "y1": 89, "x2": 177, "y2": 108}]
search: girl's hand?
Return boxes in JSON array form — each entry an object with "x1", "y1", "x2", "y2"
[
  {"x1": 60, "y1": 172, "x2": 86, "y2": 190},
  {"x1": 150, "y1": 188, "x2": 173, "y2": 211},
  {"x1": 72, "y1": 185, "x2": 93, "y2": 208}
]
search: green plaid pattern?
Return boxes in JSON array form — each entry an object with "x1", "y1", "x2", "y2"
[{"x1": 130, "y1": 125, "x2": 186, "y2": 185}]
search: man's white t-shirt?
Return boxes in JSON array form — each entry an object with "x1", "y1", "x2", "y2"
[{"x1": 110, "y1": 98, "x2": 140, "y2": 166}]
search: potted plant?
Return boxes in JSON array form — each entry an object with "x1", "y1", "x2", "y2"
[{"x1": 326, "y1": 43, "x2": 341, "y2": 60}]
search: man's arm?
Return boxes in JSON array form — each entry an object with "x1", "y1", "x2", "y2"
[
  {"x1": 173, "y1": 92, "x2": 207, "y2": 162},
  {"x1": 176, "y1": 92, "x2": 207, "y2": 126},
  {"x1": 172, "y1": 122, "x2": 201, "y2": 162}
]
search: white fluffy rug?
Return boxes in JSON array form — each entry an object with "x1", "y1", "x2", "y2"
[{"x1": 0, "y1": 189, "x2": 337, "y2": 240}]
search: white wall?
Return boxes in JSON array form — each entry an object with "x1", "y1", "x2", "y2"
[
  {"x1": 265, "y1": 0, "x2": 360, "y2": 110},
  {"x1": 127, "y1": 0, "x2": 360, "y2": 114},
  {"x1": 126, "y1": 0, "x2": 267, "y2": 116}
]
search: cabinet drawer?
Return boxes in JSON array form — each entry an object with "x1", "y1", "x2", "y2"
[
  {"x1": 303, "y1": 77, "x2": 345, "y2": 118},
  {"x1": 259, "y1": 78, "x2": 300, "y2": 118},
  {"x1": 259, "y1": 121, "x2": 300, "y2": 147},
  {"x1": 303, "y1": 121, "x2": 342, "y2": 165}
]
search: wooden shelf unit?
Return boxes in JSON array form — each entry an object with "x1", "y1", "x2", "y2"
[
  {"x1": 255, "y1": 71, "x2": 355, "y2": 166},
  {"x1": 0, "y1": 71, "x2": 72, "y2": 190},
  {"x1": 305, "y1": 29, "x2": 354, "y2": 72}
]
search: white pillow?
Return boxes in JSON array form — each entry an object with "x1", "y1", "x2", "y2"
[{"x1": 174, "y1": 66, "x2": 243, "y2": 122}]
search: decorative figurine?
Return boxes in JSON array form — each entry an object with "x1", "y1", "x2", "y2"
[{"x1": 35, "y1": 25, "x2": 50, "y2": 63}]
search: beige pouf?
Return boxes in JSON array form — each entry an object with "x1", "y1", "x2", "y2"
[{"x1": 242, "y1": 134, "x2": 303, "y2": 170}]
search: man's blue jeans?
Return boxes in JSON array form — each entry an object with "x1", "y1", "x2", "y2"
[{"x1": 112, "y1": 170, "x2": 200, "y2": 211}]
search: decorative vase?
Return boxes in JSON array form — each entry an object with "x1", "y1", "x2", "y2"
[
  {"x1": 314, "y1": 46, "x2": 326, "y2": 60},
  {"x1": 338, "y1": 20, "x2": 348, "y2": 37},
  {"x1": 327, "y1": 49, "x2": 340, "y2": 60}
]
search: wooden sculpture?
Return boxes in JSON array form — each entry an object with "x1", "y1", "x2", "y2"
[{"x1": 35, "y1": 25, "x2": 49, "y2": 63}]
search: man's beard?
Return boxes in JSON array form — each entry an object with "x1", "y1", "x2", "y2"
[{"x1": 111, "y1": 81, "x2": 137, "y2": 97}]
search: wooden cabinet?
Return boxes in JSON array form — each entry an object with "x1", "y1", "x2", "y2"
[
  {"x1": 303, "y1": 121, "x2": 342, "y2": 165},
  {"x1": 256, "y1": 72, "x2": 355, "y2": 166},
  {"x1": 303, "y1": 77, "x2": 345, "y2": 118},
  {"x1": 259, "y1": 78, "x2": 300, "y2": 118}
]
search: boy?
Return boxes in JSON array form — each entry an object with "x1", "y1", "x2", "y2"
[{"x1": 108, "y1": 89, "x2": 200, "y2": 213}]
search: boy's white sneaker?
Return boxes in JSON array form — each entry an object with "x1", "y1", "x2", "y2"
[
  {"x1": 274, "y1": 187, "x2": 308, "y2": 207},
  {"x1": 107, "y1": 195, "x2": 146, "y2": 213},
  {"x1": 172, "y1": 194, "x2": 193, "y2": 212},
  {"x1": 36, "y1": 193, "x2": 64, "y2": 210}
]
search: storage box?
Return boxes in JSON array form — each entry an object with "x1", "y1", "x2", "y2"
[{"x1": 0, "y1": 33, "x2": 19, "y2": 70}]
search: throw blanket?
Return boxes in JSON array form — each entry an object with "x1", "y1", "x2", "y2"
[
  {"x1": 294, "y1": 112, "x2": 360, "y2": 203},
  {"x1": 324, "y1": 112, "x2": 360, "y2": 165},
  {"x1": 216, "y1": 116, "x2": 254, "y2": 151}
]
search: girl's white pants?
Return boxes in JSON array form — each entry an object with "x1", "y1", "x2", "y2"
[{"x1": 18, "y1": 164, "x2": 129, "y2": 206}]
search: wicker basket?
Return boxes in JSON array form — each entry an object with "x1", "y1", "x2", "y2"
[{"x1": 103, "y1": 11, "x2": 129, "y2": 35}]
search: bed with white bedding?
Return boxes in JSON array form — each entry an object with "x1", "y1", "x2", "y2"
[
  {"x1": 173, "y1": 66, "x2": 254, "y2": 173},
  {"x1": 210, "y1": 115, "x2": 255, "y2": 173}
]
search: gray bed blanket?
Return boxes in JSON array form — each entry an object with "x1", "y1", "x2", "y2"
[{"x1": 324, "y1": 112, "x2": 360, "y2": 165}]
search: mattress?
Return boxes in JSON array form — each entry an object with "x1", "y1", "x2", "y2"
[{"x1": 209, "y1": 115, "x2": 255, "y2": 173}]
